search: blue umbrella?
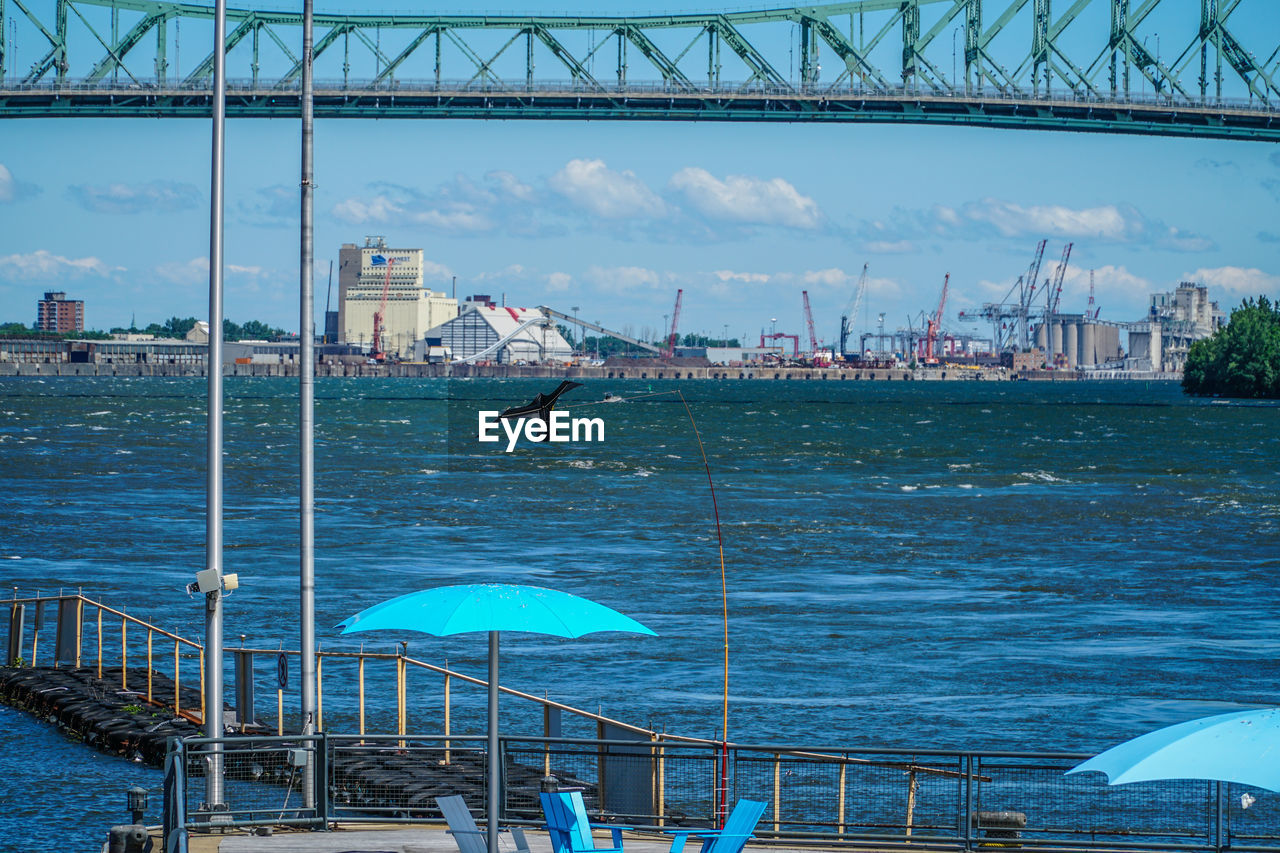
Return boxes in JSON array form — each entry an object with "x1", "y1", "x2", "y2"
[
  {"x1": 339, "y1": 583, "x2": 656, "y2": 853},
  {"x1": 1067, "y1": 708, "x2": 1280, "y2": 791}
]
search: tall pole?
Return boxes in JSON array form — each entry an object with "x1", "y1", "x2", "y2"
[
  {"x1": 487, "y1": 630, "x2": 500, "y2": 853},
  {"x1": 203, "y1": 0, "x2": 227, "y2": 810},
  {"x1": 299, "y1": 0, "x2": 317, "y2": 807}
]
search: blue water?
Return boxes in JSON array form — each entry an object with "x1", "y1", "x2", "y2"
[{"x1": 2, "y1": 377, "x2": 1279, "y2": 849}]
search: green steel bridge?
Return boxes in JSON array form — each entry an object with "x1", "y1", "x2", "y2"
[{"x1": 1, "y1": 0, "x2": 1277, "y2": 140}]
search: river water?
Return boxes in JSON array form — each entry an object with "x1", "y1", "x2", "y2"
[{"x1": 2, "y1": 376, "x2": 1278, "y2": 849}]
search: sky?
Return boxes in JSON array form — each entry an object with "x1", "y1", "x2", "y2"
[{"x1": 2, "y1": 0, "x2": 1278, "y2": 347}]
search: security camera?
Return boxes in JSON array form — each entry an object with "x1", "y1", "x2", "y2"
[{"x1": 193, "y1": 568, "x2": 221, "y2": 594}]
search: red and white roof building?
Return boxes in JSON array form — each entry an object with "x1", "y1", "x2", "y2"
[{"x1": 423, "y1": 299, "x2": 572, "y2": 363}]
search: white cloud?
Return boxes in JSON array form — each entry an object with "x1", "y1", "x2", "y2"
[
  {"x1": 960, "y1": 198, "x2": 1135, "y2": 240},
  {"x1": 67, "y1": 180, "x2": 201, "y2": 214},
  {"x1": 546, "y1": 272, "x2": 572, "y2": 292},
  {"x1": 331, "y1": 195, "x2": 403, "y2": 224},
  {"x1": 712, "y1": 270, "x2": 772, "y2": 284},
  {"x1": 154, "y1": 257, "x2": 208, "y2": 286},
  {"x1": 1162, "y1": 227, "x2": 1214, "y2": 252},
  {"x1": 487, "y1": 170, "x2": 535, "y2": 201},
  {"x1": 550, "y1": 159, "x2": 665, "y2": 219},
  {"x1": 1061, "y1": 264, "x2": 1151, "y2": 298},
  {"x1": 474, "y1": 264, "x2": 528, "y2": 282},
  {"x1": 802, "y1": 268, "x2": 852, "y2": 288},
  {"x1": 154, "y1": 257, "x2": 271, "y2": 286},
  {"x1": 0, "y1": 249, "x2": 122, "y2": 279},
  {"x1": 330, "y1": 192, "x2": 491, "y2": 233},
  {"x1": 409, "y1": 209, "x2": 492, "y2": 232},
  {"x1": 1181, "y1": 266, "x2": 1280, "y2": 299},
  {"x1": 422, "y1": 260, "x2": 454, "y2": 282},
  {"x1": 0, "y1": 164, "x2": 14, "y2": 203},
  {"x1": 864, "y1": 239, "x2": 915, "y2": 254},
  {"x1": 583, "y1": 265, "x2": 662, "y2": 293},
  {"x1": 668, "y1": 168, "x2": 821, "y2": 229}
]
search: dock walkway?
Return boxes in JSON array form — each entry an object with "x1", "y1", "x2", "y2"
[{"x1": 174, "y1": 825, "x2": 841, "y2": 853}]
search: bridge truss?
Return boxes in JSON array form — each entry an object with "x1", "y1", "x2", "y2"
[{"x1": 1, "y1": 0, "x2": 1277, "y2": 139}]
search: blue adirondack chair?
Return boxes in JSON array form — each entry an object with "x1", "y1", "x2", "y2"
[
  {"x1": 540, "y1": 791, "x2": 625, "y2": 853},
  {"x1": 664, "y1": 799, "x2": 767, "y2": 853}
]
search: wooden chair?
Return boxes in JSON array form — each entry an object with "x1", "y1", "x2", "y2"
[
  {"x1": 437, "y1": 794, "x2": 530, "y2": 853},
  {"x1": 664, "y1": 799, "x2": 767, "y2": 853},
  {"x1": 540, "y1": 791, "x2": 624, "y2": 853}
]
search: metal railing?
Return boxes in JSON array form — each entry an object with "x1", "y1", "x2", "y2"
[
  {"x1": 163, "y1": 734, "x2": 1280, "y2": 853},
  {"x1": 1, "y1": 78, "x2": 1274, "y2": 114},
  {"x1": 6, "y1": 591, "x2": 205, "y2": 721},
  {"x1": 4, "y1": 592, "x2": 656, "y2": 741},
  {"x1": 11, "y1": 594, "x2": 1280, "y2": 853}
]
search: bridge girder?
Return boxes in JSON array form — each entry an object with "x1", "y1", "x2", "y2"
[{"x1": 0, "y1": 0, "x2": 1276, "y2": 137}]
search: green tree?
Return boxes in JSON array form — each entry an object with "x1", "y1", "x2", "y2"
[
  {"x1": 238, "y1": 320, "x2": 278, "y2": 340},
  {"x1": 157, "y1": 316, "x2": 199, "y2": 339},
  {"x1": 1183, "y1": 296, "x2": 1280, "y2": 399},
  {"x1": 556, "y1": 323, "x2": 577, "y2": 348}
]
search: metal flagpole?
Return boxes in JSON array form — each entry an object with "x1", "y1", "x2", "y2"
[
  {"x1": 203, "y1": 0, "x2": 227, "y2": 810},
  {"x1": 299, "y1": 0, "x2": 318, "y2": 808},
  {"x1": 488, "y1": 630, "x2": 500, "y2": 853}
]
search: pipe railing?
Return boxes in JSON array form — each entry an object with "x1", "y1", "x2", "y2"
[
  {"x1": 0, "y1": 78, "x2": 1273, "y2": 113},
  {"x1": 163, "y1": 734, "x2": 1280, "y2": 853},
  {"x1": 4, "y1": 592, "x2": 659, "y2": 741}
]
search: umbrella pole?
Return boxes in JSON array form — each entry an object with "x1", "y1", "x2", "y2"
[{"x1": 488, "y1": 630, "x2": 500, "y2": 853}]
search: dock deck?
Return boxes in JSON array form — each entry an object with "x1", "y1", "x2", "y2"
[{"x1": 172, "y1": 825, "x2": 834, "y2": 853}]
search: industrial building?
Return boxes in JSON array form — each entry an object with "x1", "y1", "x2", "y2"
[
  {"x1": 417, "y1": 296, "x2": 572, "y2": 363},
  {"x1": 1127, "y1": 283, "x2": 1225, "y2": 373},
  {"x1": 37, "y1": 291, "x2": 84, "y2": 333},
  {"x1": 674, "y1": 346, "x2": 784, "y2": 363},
  {"x1": 336, "y1": 237, "x2": 457, "y2": 357},
  {"x1": 1033, "y1": 314, "x2": 1124, "y2": 369}
]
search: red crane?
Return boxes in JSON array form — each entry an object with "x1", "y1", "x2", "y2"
[
  {"x1": 662, "y1": 288, "x2": 683, "y2": 358},
  {"x1": 759, "y1": 332, "x2": 800, "y2": 357},
  {"x1": 802, "y1": 290, "x2": 818, "y2": 354},
  {"x1": 370, "y1": 254, "x2": 395, "y2": 362},
  {"x1": 923, "y1": 272, "x2": 950, "y2": 365}
]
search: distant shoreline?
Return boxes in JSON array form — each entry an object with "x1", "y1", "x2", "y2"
[{"x1": 0, "y1": 361, "x2": 1180, "y2": 382}]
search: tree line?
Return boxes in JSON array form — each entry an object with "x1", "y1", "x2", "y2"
[
  {"x1": 0, "y1": 316, "x2": 292, "y2": 342},
  {"x1": 557, "y1": 324, "x2": 739, "y2": 357},
  {"x1": 1183, "y1": 296, "x2": 1280, "y2": 399}
]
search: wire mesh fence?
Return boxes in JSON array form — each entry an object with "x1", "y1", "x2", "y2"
[
  {"x1": 174, "y1": 735, "x2": 323, "y2": 830},
  {"x1": 160, "y1": 735, "x2": 1280, "y2": 852}
]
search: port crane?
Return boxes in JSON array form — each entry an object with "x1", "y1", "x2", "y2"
[
  {"x1": 837, "y1": 263, "x2": 869, "y2": 360},
  {"x1": 1046, "y1": 242, "x2": 1073, "y2": 317},
  {"x1": 759, "y1": 332, "x2": 800, "y2": 357},
  {"x1": 662, "y1": 288, "x2": 683, "y2": 358},
  {"x1": 801, "y1": 290, "x2": 830, "y2": 365},
  {"x1": 956, "y1": 239, "x2": 1047, "y2": 353},
  {"x1": 922, "y1": 273, "x2": 950, "y2": 364},
  {"x1": 369, "y1": 253, "x2": 395, "y2": 362},
  {"x1": 802, "y1": 290, "x2": 818, "y2": 354}
]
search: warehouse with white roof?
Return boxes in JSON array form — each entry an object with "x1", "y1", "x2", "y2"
[{"x1": 417, "y1": 297, "x2": 573, "y2": 363}]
